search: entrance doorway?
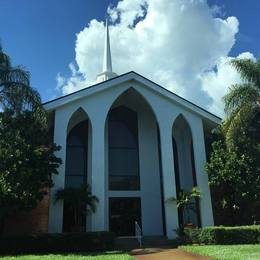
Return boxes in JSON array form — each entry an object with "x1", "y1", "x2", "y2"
[{"x1": 109, "y1": 197, "x2": 141, "y2": 236}]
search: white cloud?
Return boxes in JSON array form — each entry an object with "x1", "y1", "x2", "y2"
[
  {"x1": 56, "y1": 73, "x2": 65, "y2": 89},
  {"x1": 56, "y1": 0, "x2": 255, "y2": 117},
  {"x1": 201, "y1": 52, "x2": 256, "y2": 116}
]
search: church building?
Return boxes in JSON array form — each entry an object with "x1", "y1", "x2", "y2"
[{"x1": 44, "y1": 20, "x2": 220, "y2": 239}]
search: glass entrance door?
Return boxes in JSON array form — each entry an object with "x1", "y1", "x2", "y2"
[{"x1": 109, "y1": 197, "x2": 141, "y2": 236}]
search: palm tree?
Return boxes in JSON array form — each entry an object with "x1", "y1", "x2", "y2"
[
  {"x1": 55, "y1": 184, "x2": 99, "y2": 232},
  {"x1": 168, "y1": 187, "x2": 201, "y2": 227},
  {"x1": 0, "y1": 46, "x2": 45, "y2": 120},
  {"x1": 223, "y1": 58, "x2": 260, "y2": 146}
]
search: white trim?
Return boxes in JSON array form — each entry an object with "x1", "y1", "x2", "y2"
[{"x1": 44, "y1": 72, "x2": 221, "y2": 125}]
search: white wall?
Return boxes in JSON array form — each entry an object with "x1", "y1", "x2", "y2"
[
  {"x1": 48, "y1": 79, "x2": 214, "y2": 237},
  {"x1": 138, "y1": 108, "x2": 164, "y2": 236}
]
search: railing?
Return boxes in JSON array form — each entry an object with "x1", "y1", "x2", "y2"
[{"x1": 135, "y1": 221, "x2": 142, "y2": 247}]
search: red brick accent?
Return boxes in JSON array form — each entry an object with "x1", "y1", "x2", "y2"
[{"x1": 4, "y1": 190, "x2": 50, "y2": 235}]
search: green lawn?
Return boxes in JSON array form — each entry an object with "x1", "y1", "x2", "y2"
[
  {"x1": 0, "y1": 252, "x2": 133, "y2": 260},
  {"x1": 180, "y1": 244, "x2": 260, "y2": 260}
]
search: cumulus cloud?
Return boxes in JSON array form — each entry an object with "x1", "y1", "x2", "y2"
[
  {"x1": 56, "y1": 0, "x2": 255, "y2": 117},
  {"x1": 201, "y1": 52, "x2": 256, "y2": 115}
]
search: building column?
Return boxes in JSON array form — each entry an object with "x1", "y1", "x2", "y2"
[
  {"x1": 191, "y1": 118, "x2": 214, "y2": 227},
  {"x1": 158, "y1": 120, "x2": 179, "y2": 239},
  {"x1": 48, "y1": 110, "x2": 68, "y2": 233},
  {"x1": 90, "y1": 117, "x2": 106, "y2": 231}
]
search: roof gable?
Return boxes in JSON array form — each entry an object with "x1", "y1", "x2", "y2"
[{"x1": 43, "y1": 71, "x2": 221, "y2": 124}]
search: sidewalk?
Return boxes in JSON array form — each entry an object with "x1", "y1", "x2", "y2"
[{"x1": 131, "y1": 248, "x2": 212, "y2": 260}]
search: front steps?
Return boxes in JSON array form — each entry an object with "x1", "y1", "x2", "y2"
[{"x1": 115, "y1": 236, "x2": 175, "y2": 250}]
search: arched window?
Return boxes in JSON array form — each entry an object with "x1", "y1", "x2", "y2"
[
  {"x1": 63, "y1": 120, "x2": 88, "y2": 232},
  {"x1": 65, "y1": 120, "x2": 88, "y2": 187},
  {"x1": 108, "y1": 106, "x2": 140, "y2": 190},
  {"x1": 172, "y1": 115, "x2": 201, "y2": 227}
]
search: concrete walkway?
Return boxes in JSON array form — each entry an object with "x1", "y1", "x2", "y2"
[{"x1": 131, "y1": 248, "x2": 212, "y2": 260}]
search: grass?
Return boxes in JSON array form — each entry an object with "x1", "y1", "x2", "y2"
[
  {"x1": 0, "y1": 252, "x2": 133, "y2": 260},
  {"x1": 180, "y1": 244, "x2": 260, "y2": 260}
]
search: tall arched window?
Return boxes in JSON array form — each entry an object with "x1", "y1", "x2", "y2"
[
  {"x1": 172, "y1": 115, "x2": 200, "y2": 227},
  {"x1": 108, "y1": 106, "x2": 140, "y2": 190},
  {"x1": 65, "y1": 120, "x2": 88, "y2": 187},
  {"x1": 63, "y1": 120, "x2": 88, "y2": 232}
]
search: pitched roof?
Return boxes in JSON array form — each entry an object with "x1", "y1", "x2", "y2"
[{"x1": 43, "y1": 71, "x2": 221, "y2": 124}]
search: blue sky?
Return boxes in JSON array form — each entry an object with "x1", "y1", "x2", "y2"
[
  {"x1": 0, "y1": 0, "x2": 117, "y2": 101},
  {"x1": 0, "y1": 0, "x2": 260, "y2": 112},
  {"x1": 208, "y1": 0, "x2": 260, "y2": 57}
]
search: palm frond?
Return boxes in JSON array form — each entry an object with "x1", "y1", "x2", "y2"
[
  {"x1": 224, "y1": 104, "x2": 257, "y2": 147},
  {"x1": 55, "y1": 185, "x2": 98, "y2": 214},
  {"x1": 230, "y1": 59, "x2": 260, "y2": 87},
  {"x1": 0, "y1": 48, "x2": 45, "y2": 123},
  {"x1": 223, "y1": 83, "x2": 259, "y2": 116},
  {"x1": 0, "y1": 50, "x2": 11, "y2": 70},
  {"x1": 166, "y1": 187, "x2": 201, "y2": 209},
  {"x1": 0, "y1": 66, "x2": 30, "y2": 87}
]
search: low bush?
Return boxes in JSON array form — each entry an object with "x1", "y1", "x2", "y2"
[
  {"x1": 0, "y1": 231, "x2": 116, "y2": 254},
  {"x1": 181, "y1": 225, "x2": 260, "y2": 245}
]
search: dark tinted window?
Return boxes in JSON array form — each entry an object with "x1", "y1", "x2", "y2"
[
  {"x1": 65, "y1": 120, "x2": 88, "y2": 187},
  {"x1": 63, "y1": 120, "x2": 88, "y2": 232},
  {"x1": 109, "y1": 197, "x2": 141, "y2": 236},
  {"x1": 108, "y1": 106, "x2": 140, "y2": 190}
]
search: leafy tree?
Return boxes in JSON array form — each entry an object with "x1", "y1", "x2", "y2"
[
  {"x1": 206, "y1": 128, "x2": 260, "y2": 226},
  {"x1": 55, "y1": 185, "x2": 98, "y2": 232},
  {"x1": 0, "y1": 47, "x2": 61, "y2": 233},
  {"x1": 0, "y1": 110, "x2": 61, "y2": 232},
  {"x1": 206, "y1": 58, "x2": 260, "y2": 226}
]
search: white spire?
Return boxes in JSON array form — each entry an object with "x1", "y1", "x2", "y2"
[
  {"x1": 103, "y1": 18, "x2": 112, "y2": 72},
  {"x1": 96, "y1": 18, "x2": 117, "y2": 83}
]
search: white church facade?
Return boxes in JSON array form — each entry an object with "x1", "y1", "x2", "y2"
[{"x1": 44, "y1": 21, "x2": 220, "y2": 239}]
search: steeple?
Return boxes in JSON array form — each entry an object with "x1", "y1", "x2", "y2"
[
  {"x1": 103, "y1": 18, "x2": 112, "y2": 72},
  {"x1": 96, "y1": 18, "x2": 117, "y2": 83}
]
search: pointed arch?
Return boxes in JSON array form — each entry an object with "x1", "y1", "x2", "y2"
[
  {"x1": 106, "y1": 86, "x2": 165, "y2": 236},
  {"x1": 63, "y1": 107, "x2": 91, "y2": 232},
  {"x1": 105, "y1": 86, "x2": 159, "y2": 122},
  {"x1": 172, "y1": 114, "x2": 201, "y2": 227},
  {"x1": 67, "y1": 107, "x2": 90, "y2": 135}
]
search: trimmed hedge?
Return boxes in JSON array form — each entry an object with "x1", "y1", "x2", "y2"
[
  {"x1": 0, "y1": 231, "x2": 116, "y2": 254},
  {"x1": 181, "y1": 225, "x2": 260, "y2": 245}
]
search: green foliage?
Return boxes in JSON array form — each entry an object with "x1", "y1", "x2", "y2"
[
  {"x1": 55, "y1": 185, "x2": 99, "y2": 230},
  {"x1": 177, "y1": 227, "x2": 201, "y2": 244},
  {"x1": 206, "y1": 129, "x2": 260, "y2": 225},
  {"x1": 0, "y1": 232, "x2": 116, "y2": 254},
  {"x1": 206, "y1": 57, "x2": 260, "y2": 226},
  {"x1": 230, "y1": 58, "x2": 260, "y2": 86},
  {"x1": 169, "y1": 187, "x2": 201, "y2": 227},
  {"x1": 180, "y1": 225, "x2": 260, "y2": 245},
  {"x1": 223, "y1": 58, "x2": 260, "y2": 147},
  {"x1": 0, "y1": 48, "x2": 62, "y2": 233},
  {"x1": 0, "y1": 110, "x2": 61, "y2": 229},
  {"x1": 0, "y1": 48, "x2": 45, "y2": 122},
  {"x1": 173, "y1": 187, "x2": 201, "y2": 210}
]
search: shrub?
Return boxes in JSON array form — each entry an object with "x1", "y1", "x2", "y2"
[
  {"x1": 0, "y1": 231, "x2": 116, "y2": 254},
  {"x1": 181, "y1": 225, "x2": 260, "y2": 245}
]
